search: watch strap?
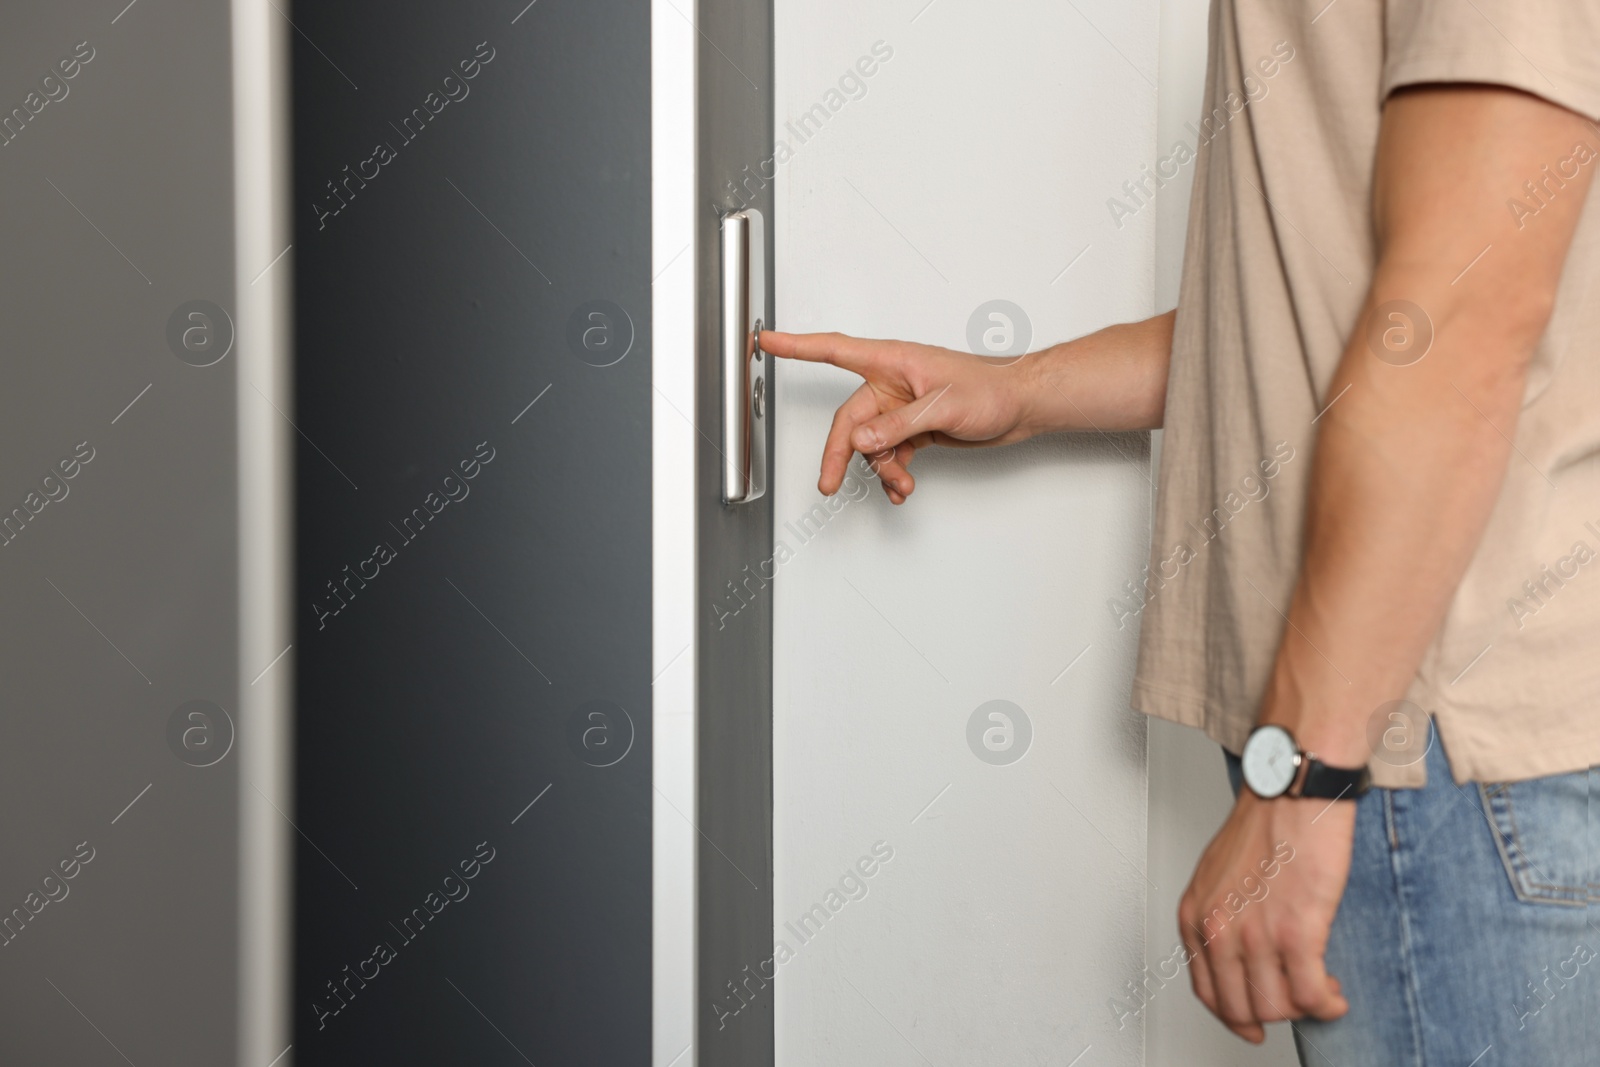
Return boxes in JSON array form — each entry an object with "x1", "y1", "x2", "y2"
[{"x1": 1297, "y1": 757, "x2": 1371, "y2": 800}]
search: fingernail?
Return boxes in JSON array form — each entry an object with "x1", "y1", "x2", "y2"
[{"x1": 856, "y1": 431, "x2": 880, "y2": 451}]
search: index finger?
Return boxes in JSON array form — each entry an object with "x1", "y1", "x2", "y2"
[{"x1": 759, "y1": 330, "x2": 883, "y2": 377}]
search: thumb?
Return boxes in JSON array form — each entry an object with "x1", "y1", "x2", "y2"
[
  {"x1": 849, "y1": 384, "x2": 952, "y2": 455},
  {"x1": 1286, "y1": 952, "x2": 1349, "y2": 1022}
]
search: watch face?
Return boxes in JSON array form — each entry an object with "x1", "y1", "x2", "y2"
[{"x1": 1242, "y1": 725, "x2": 1299, "y2": 798}]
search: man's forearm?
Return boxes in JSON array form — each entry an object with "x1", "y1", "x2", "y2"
[
  {"x1": 1019, "y1": 309, "x2": 1173, "y2": 435},
  {"x1": 1259, "y1": 274, "x2": 1539, "y2": 762}
]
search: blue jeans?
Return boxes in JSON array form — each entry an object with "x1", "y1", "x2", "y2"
[{"x1": 1224, "y1": 728, "x2": 1598, "y2": 1065}]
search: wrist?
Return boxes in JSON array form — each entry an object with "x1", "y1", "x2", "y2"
[
  {"x1": 1009, "y1": 341, "x2": 1070, "y2": 438},
  {"x1": 1257, "y1": 637, "x2": 1374, "y2": 768}
]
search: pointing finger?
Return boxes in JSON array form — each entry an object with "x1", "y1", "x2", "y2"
[{"x1": 761, "y1": 330, "x2": 886, "y2": 378}]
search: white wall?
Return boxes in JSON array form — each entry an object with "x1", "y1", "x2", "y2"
[
  {"x1": 774, "y1": 1, "x2": 1301, "y2": 1064},
  {"x1": 773, "y1": 2, "x2": 1160, "y2": 1063}
]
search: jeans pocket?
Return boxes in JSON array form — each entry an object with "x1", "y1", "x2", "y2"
[{"x1": 1478, "y1": 768, "x2": 1599, "y2": 908}]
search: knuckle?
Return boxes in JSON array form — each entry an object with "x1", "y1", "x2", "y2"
[
  {"x1": 1206, "y1": 926, "x2": 1240, "y2": 954},
  {"x1": 1272, "y1": 919, "x2": 1305, "y2": 952},
  {"x1": 1276, "y1": 912, "x2": 1322, "y2": 953}
]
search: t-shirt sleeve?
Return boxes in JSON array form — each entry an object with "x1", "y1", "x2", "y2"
[{"x1": 1384, "y1": 0, "x2": 1600, "y2": 121}]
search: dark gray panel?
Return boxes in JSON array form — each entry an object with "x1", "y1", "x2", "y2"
[
  {"x1": 696, "y1": 0, "x2": 776, "y2": 1063},
  {"x1": 290, "y1": 2, "x2": 652, "y2": 1064},
  {"x1": 0, "y1": 1, "x2": 238, "y2": 1063}
]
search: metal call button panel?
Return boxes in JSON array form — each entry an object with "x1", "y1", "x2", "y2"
[{"x1": 721, "y1": 208, "x2": 767, "y2": 504}]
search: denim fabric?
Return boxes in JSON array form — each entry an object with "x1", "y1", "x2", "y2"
[{"x1": 1223, "y1": 729, "x2": 1598, "y2": 1066}]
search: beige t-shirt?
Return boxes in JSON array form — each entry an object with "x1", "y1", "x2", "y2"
[{"x1": 1130, "y1": 0, "x2": 1600, "y2": 787}]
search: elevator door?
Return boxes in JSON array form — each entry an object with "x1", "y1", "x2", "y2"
[
  {"x1": 291, "y1": 1, "x2": 776, "y2": 1065},
  {"x1": 290, "y1": 2, "x2": 656, "y2": 1063}
]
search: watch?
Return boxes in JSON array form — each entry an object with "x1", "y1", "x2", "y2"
[{"x1": 1239, "y1": 724, "x2": 1372, "y2": 801}]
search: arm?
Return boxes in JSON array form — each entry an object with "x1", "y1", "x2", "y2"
[
  {"x1": 759, "y1": 308, "x2": 1173, "y2": 503},
  {"x1": 1180, "y1": 84, "x2": 1594, "y2": 1043}
]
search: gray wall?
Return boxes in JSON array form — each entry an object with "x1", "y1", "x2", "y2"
[
  {"x1": 0, "y1": 1, "x2": 239, "y2": 1063},
  {"x1": 695, "y1": 0, "x2": 778, "y2": 1064}
]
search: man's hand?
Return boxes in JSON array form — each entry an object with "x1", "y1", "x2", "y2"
[
  {"x1": 1179, "y1": 795, "x2": 1353, "y2": 1043},
  {"x1": 757, "y1": 331, "x2": 1037, "y2": 504},
  {"x1": 762, "y1": 312, "x2": 1174, "y2": 503}
]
